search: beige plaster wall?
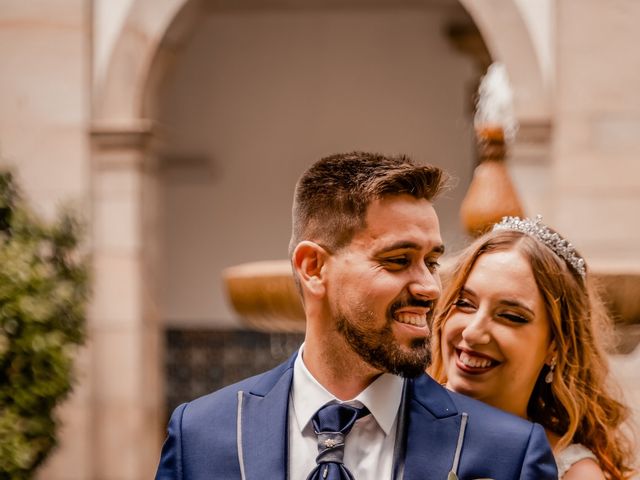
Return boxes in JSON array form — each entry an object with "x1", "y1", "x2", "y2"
[
  {"x1": 0, "y1": 2, "x2": 93, "y2": 479},
  {"x1": 157, "y1": 7, "x2": 479, "y2": 328},
  {"x1": 553, "y1": 0, "x2": 640, "y2": 271},
  {"x1": 0, "y1": 0, "x2": 90, "y2": 217}
]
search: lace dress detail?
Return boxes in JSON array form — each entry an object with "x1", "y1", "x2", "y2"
[{"x1": 555, "y1": 443, "x2": 598, "y2": 478}]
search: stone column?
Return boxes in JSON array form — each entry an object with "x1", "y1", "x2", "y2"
[{"x1": 89, "y1": 123, "x2": 165, "y2": 480}]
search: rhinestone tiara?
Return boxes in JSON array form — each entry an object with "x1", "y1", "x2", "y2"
[{"x1": 492, "y1": 215, "x2": 586, "y2": 279}]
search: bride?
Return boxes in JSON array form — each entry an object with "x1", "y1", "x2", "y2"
[{"x1": 430, "y1": 216, "x2": 636, "y2": 479}]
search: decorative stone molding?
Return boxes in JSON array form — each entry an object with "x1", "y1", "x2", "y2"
[
  {"x1": 91, "y1": 120, "x2": 154, "y2": 149},
  {"x1": 90, "y1": 120, "x2": 163, "y2": 173}
]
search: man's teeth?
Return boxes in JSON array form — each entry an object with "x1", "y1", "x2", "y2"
[
  {"x1": 395, "y1": 313, "x2": 426, "y2": 327},
  {"x1": 459, "y1": 351, "x2": 493, "y2": 368}
]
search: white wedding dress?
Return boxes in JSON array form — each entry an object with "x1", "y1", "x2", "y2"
[{"x1": 555, "y1": 443, "x2": 598, "y2": 478}]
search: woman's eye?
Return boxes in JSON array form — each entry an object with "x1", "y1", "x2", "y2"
[
  {"x1": 454, "y1": 298, "x2": 475, "y2": 310},
  {"x1": 501, "y1": 313, "x2": 529, "y2": 324},
  {"x1": 426, "y1": 260, "x2": 441, "y2": 271}
]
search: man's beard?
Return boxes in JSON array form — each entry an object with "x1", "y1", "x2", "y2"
[{"x1": 335, "y1": 297, "x2": 432, "y2": 378}]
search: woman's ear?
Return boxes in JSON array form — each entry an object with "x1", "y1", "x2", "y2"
[
  {"x1": 544, "y1": 342, "x2": 558, "y2": 365},
  {"x1": 292, "y1": 241, "x2": 329, "y2": 297}
]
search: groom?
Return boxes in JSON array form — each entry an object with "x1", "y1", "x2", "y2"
[{"x1": 156, "y1": 152, "x2": 557, "y2": 479}]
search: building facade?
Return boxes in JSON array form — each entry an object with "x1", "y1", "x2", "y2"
[{"x1": 0, "y1": 0, "x2": 638, "y2": 478}]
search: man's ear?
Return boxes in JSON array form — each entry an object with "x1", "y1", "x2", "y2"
[{"x1": 292, "y1": 241, "x2": 329, "y2": 297}]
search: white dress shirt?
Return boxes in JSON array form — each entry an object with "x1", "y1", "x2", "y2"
[{"x1": 288, "y1": 346, "x2": 404, "y2": 480}]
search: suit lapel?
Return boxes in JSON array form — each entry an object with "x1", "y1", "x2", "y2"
[
  {"x1": 238, "y1": 354, "x2": 296, "y2": 480},
  {"x1": 401, "y1": 375, "x2": 466, "y2": 480}
]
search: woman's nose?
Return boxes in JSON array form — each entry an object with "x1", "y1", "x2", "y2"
[{"x1": 461, "y1": 313, "x2": 491, "y2": 345}]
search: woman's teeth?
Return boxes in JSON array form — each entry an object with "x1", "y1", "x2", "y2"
[
  {"x1": 459, "y1": 351, "x2": 493, "y2": 368},
  {"x1": 396, "y1": 313, "x2": 426, "y2": 327}
]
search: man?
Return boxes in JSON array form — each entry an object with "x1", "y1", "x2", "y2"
[{"x1": 156, "y1": 152, "x2": 557, "y2": 479}]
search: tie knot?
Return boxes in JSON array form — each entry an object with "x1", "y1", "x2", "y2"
[
  {"x1": 312, "y1": 403, "x2": 370, "y2": 436},
  {"x1": 311, "y1": 404, "x2": 370, "y2": 464}
]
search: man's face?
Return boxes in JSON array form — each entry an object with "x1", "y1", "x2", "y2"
[{"x1": 325, "y1": 194, "x2": 444, "y2": 377}]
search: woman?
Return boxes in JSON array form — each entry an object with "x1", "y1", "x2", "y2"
[{"x1": 430, "y1": 216, "x2": 636, "y2": 479}]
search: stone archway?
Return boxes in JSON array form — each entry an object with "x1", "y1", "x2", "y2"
[
  {"x1": 89, "y1": 1, "x2": 551, "y2": 477},
  {"x1": 95, "y1": 0, "x2": 551, "y2": 126},
  {"x1": 93, "y1": 0, "x2": 203, "y2": 124},
  {"x1": 459, "y1": 0, "x2": 552, "y2": 122}
]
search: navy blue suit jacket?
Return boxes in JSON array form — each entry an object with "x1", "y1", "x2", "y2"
[{"x1": 156, "y1": 353, "x2": 557, "y2": 479}]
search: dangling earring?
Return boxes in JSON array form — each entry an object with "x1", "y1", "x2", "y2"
[{"x1": 545, "y1": 356, "x2": 557, "y2": 384}]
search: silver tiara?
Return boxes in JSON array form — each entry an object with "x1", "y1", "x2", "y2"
[{"x1": 492, "y1": 215, "x2": 586, "y2": 279}]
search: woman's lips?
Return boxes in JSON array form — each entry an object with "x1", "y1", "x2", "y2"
[{"x1": 455, "y1": 348, "x2": 499, "y2": 373}]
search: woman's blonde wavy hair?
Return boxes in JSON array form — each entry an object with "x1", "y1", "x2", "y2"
[{"x1": 430, "y1": 229, "x2": 636, "y2": 480}]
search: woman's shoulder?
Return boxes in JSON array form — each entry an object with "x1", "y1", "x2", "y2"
[{"x1": 556, "y1": 444, "x2": 604, "y2": 479}]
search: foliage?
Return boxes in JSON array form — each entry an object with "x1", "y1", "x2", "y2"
[{"x1": 0, "y1": 171, "x2": 89, "y2": 479}]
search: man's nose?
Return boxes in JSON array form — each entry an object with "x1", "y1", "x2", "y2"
[
  {"x1": 461, "y1": 313, "x2": 491, "y2": 345},
  {"x1": 408, "y1": 268, "x2": 441, "y2": 300}
]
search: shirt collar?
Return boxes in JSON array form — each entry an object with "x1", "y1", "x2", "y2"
[{"x1": 291, "y1": 344, "x2": 404, "y2": 435}]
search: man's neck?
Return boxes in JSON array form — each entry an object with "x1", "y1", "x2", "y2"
[{"x1": 302, "y1": 336, "x2": 382, "y2": 400}]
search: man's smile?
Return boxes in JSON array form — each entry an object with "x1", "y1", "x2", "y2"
[
  {"x1": 395, "y1": 310, "x2": 428, "y2": 327},
  {"x1": 390, "y1": 298, "x2": 434, "y2": 329}
]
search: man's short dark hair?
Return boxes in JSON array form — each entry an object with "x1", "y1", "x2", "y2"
[{"x1": 289, "y1": 151, "x2": 447, "y2": 257}]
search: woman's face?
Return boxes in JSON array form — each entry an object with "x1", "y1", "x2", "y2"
[{"x1": 441, "y1": 248, "x2": 554, "y2": 418}]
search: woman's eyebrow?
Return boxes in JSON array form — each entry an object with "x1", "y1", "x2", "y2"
[
  {"x1": 460, "y1": 286, "x2": 475, "y2": 297},
  {"x1": 500, "y1": 299, "x2": 535, "y2": 315}
]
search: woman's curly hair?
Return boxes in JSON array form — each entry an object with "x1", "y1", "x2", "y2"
[{"x1": 430, "y1": 229, "x2": 636, "y2": 479}]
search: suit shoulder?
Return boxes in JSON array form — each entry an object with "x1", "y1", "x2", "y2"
[
  {"x1": 447, "y1": 389, "x2": 537, "y2": 436},
  {"x1": 445, "y1": 390, "x2": 556, "y2": 477},
  {"x1": 410, "y1": 374, "x2": 536, "y2": 436},
  {"x1": 408, "y1": 378, "x2": 556, "y2": 477},
  {"x1": 179, "y1": 358, "x2": 294, "y2": 424}
]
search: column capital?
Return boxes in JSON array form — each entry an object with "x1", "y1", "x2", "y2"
[
  {"x1": 90, "y1": 120, "x2": 161, "y2": 170},
  {"x1": 90, "y1": 119, "x2": 156, "y2": 150}
]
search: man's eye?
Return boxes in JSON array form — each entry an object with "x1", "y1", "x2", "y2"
[{"x1": 384, "y1": 257, "x2": 409, "y2": 267}]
